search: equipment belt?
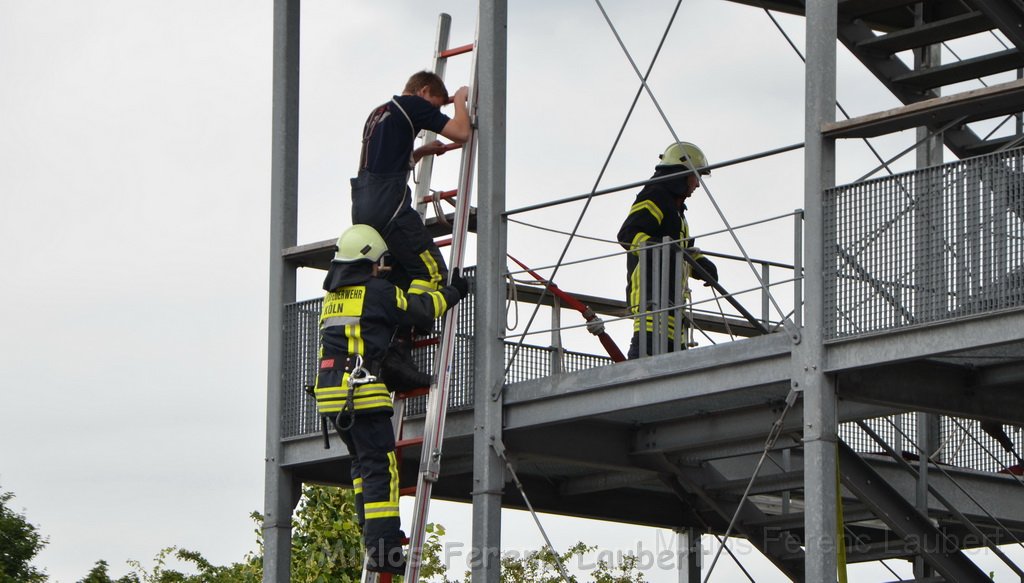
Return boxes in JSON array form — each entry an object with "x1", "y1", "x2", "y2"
[{"x1": 319, "y1": 354, "x2": 382, "y2": 376}]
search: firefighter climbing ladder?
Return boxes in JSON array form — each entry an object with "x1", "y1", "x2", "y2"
[{"x1": 362, "y1": 13, "x2": 479, "y2": 583}]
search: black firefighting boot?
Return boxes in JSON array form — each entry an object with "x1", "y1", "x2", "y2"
[
  {"x1": 381, "y1": 328, "x2": 432, "y2": 393},
  {"x1": 365, "y1": 532, "x2": 407, "y2": 574}
]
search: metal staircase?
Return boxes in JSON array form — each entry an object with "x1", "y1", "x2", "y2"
[{"x1": 733, "y1": 0, "x2": 1024, "y2": 157}]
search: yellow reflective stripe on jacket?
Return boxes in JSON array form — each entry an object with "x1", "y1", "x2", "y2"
[
  {"x1": 420, "y1": 249, "x2": 443, "y2": 290},
  {"x1": 629, "y1": 265, "x2": 641, "y2": 314},
  {"x1": 635, "y1": 315, "x2": 679, "y2": 334},
  {"x1": 409, "y1": 279, "x2": 435, "y2": 295},
  {"x1": 394, "y1": 288, "x2": 408, "y2": 310},
  {"x1": 322, "y1": 315, "x2": 359, "y2": 329},
  {"x1": 629, "y1": 200, "x2": 663, "y2": 224},
  {"x1": 427, "y1": 289, "x2": 448, "y2": 317},
  {"x1": 345, "y1": 323, "x2": 364, "y2": 355},
  {"x1": 630, "y1": 232, "x2": 651, "y2": 254}
]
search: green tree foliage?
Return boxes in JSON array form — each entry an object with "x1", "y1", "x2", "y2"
[
  {"x1": 490, "y1": 542, "x2": 647, "y2": 583},
  {"x1": 77, "y1": 559, "x2": 140, "y2": 583},
  {"x1": 82, "y1": 484, "x2": 647, "y2": 582},
  {"x1": 124, "y1": 546, "x2": 260, "y2": 583},
  {"x1": 0, "y1": 486, "x2": 48, "y2": 583}
]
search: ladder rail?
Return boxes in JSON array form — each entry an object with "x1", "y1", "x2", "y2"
[
  {"x1": 404, "y1": 22, "x2": 479, "y2": 583},
  {"x1": 362, "y1": 13, "x2": 474, "y2": 583},
  {"x1": 413, "y1": 14, "x2": 453, "y2": 218}
]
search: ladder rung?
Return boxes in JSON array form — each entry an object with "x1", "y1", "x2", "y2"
[
  {"x1": 394, "y1": 386, "x2": 430, "y2": 400},
  {"x1": 414, "y1": 337, "x2": 441, "y2": 348},
  {"x1": 435, "y1": 237, "x2": 452, "y2": 248},
  {"x1": 400, "y1": 486, "x2": 417, "y2": 497},
  {"x1": 396, "y1": 436, "x2": 425, "y2": 449},
  {"x1": 439, "y1": 43, "x2": 473, "y2": 59},
  {"x1": 423, "y1": 189, "x2": 458, "y2": 204}
]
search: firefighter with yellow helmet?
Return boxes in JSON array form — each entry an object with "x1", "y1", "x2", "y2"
[
  {"x1": 616, "y1": 142, "x2": 718, "y2": 358},
  {"x1": 313, "y1": 224, "x2": 468, "y2": 573}
]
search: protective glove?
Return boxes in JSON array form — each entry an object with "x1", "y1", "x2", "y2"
[
  {"x1": 450, "y1": 268, "x2": 470, "y2": 298},
  {"x1": 585, "y1": 316, "x2": 606, "y2": 336},
  {"x1": 695, "y1": 256, "x2": 718, "y2": 287}
]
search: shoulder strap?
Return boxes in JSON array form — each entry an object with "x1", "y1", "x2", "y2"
[
  {"x1": 389, "y1": 98, "x2": 416, "y2": 140},
  {"x1": 390, "y1": 98, "x2": 418, "y2": 170}
]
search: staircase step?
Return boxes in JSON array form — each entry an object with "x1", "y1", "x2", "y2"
[
  {"x1": 893, "y1": 48, "x2": 1024, "y2": 91},
  {"x1": 838, "y1": 0, "x2": 921, "y2": 21},
  {"x1": 960, "y1": 135, "x2": 1024, "y2": 157},
  {"x1": 858, "y1": 11, "x2": 992, "y2": 56}
]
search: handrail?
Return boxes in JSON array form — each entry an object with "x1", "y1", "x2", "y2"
[{"x1": 504, "y1": 142, "x2": 804, "y2": 217}]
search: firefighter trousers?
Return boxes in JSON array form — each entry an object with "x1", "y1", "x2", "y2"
[
  {"x1": 334, "y1": 412, "x2": 402, "y2": 552},
  {"x1": 351, "y1": 170, "x2": 447, "y2": 295}
]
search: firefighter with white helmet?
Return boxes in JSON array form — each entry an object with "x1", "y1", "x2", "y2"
[
  {"x1": 616, "y1": 141, "x2": 719, "y2": 358},
  {"x1": 314, "y1": 224, "x2": 468, "y2": 573}
]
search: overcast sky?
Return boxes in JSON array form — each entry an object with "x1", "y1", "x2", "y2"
[{"x1": 3, "y1": 1, "x2": 1023, "y2": 582}]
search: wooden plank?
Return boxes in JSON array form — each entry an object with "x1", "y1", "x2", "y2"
[
  {"x1": 823, "y1": 78, "x2": 1024, "y2": 139},
  {"x1": 282, "y1": 209, "x2": 477, "y2": 270}
]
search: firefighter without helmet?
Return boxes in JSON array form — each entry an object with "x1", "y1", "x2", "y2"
[
  {"x1": 657, "y1": 141, "x2": 710, "y2": 175},
  {"x1": 333, "y1": 224, "x2": 388, "y2": 263}
]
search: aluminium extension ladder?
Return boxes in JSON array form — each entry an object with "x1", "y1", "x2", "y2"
[{"x1": 363, "y1": 12, "x2": 479, "y2": 583}]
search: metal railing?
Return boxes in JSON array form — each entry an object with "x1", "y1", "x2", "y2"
[
  {"x1": 280, "y1": 275, "x2": 610, "y2": 439},
  {"x1": 825, "y1": 146, "x2": 1024, "y2": 340},
  {"x1": 281, "y1": 287, "x2": 1024, "y2": 475},
  {"x1": 840, "y1": 413, "x2": 1024, "y2": 474}
]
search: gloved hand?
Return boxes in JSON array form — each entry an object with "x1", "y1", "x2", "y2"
[
  {"x1": 695, "y1": 256, "x2": 718, "y2": 287},
  {"x1": 450, "y1": 268, "x2": 469, "y2": 298},
  {"x1": 585, "y1": 316, "x2": 606, "y2": 336}
]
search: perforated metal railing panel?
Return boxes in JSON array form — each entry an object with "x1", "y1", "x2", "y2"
[
  {"x1": 283, "y1": 293, "x2": 1024, "y2": 475},
  {"x1": 280, "y1": 271, "x2": 611, "y2": 439},
  {"x1": 825, "y1": 147, "x2": 1024, "y2": 340},
  {"x1": 839, "y1": 413, "x2": 1024, "y2": 474}
]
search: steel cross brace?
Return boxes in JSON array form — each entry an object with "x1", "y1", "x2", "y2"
[
  {"x1": 647, "y1": 453, "x2": 806, "y2": 582},
  {"x1": 836, "y1": 440, "x2": 991, "y2": 583}
]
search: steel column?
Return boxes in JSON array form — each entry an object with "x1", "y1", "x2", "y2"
[
  {"x1": 676, "y1": 528, "x2": 701, "y2": 583},
  {"x1": 264, "y1": 1, "x2": 301, "y2": 582},
  {"x1": 914, "y1": 18, "x2": 943, "y2": 579},
  {"x1": 800, "y1": 1, "x2": 838, "y2": 581},
  {"x1": 472, "y1": 1, "x2": 507, "y2": 581}
]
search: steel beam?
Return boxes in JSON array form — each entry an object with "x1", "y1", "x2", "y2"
[
  {"x1": 504, "y1": 333, "x2": 793, "y2": 428},
  {"x1": 650, "y1": 454, "x2": 806, "y2": 581},
  {"x1": 631, "y1": 401, "x2": 892, "y2": 458},
  {"x1": 837, "y1": 442, "x2": 992, "y2": 582},
  {"x1": 472, "y1": 1, "x2": 507, "y2": 581},
  {"x1": 558, "y1": 471, "x2": 660, "y2": 497},
  {"x1": 506, "y1": 421, "x2": 645, "y2": 473},
  {"x1": 964, "y1": 0, "x2": 1024, "y2": 52},
  {"x1": 264, "y1": 1, "x2": 301, "y2": 582},
  {"x1": 837, "y1": 362, "x2": 1024, "y2": 425},
  {"x1": 825, "y1": 310, "x2": 1024, "y2": 371}
]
